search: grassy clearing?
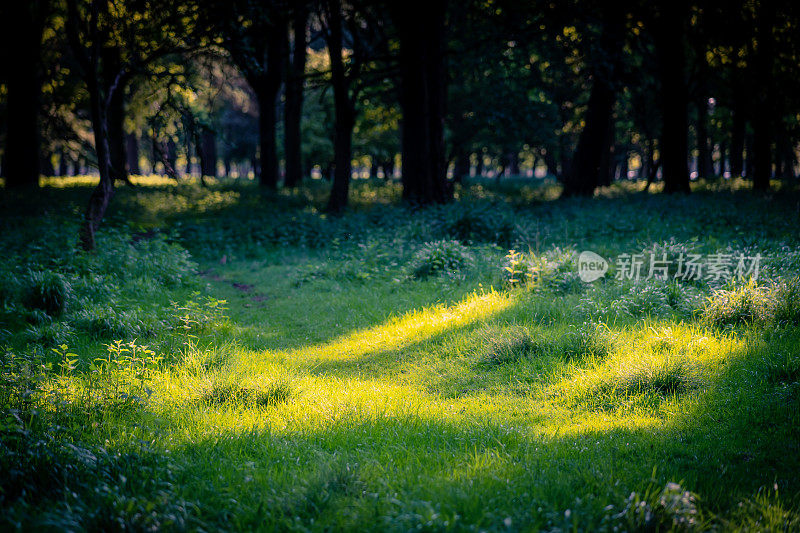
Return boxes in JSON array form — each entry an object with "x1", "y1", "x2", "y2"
[{"x1": 1, "y1": 177, "x2": 799, "y2": 530}]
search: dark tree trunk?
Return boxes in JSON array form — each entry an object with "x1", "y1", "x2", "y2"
[
  {"x1": 453, "y1": 151, "x2": 470, "y2": 183},
  {"x1": 4, "y1": 1, "x2": 46, "y2": 189},
  {"x1": 567, "y1": 82, "x2": 615, "y2": 195},
  {"x1": 730, "y1": 98, "x2": 745, "y2": 177},
  {"x1": 505, "y1": 151, "x2": 519, "y2": 177},
  {"x1": 641, "y1": 140, "x2": 652, "y2": 181},
  {"x1": 327, "y1": 115, "x2": 354, "y2": 212},
  {"x1": 394, "y1": 0, "x2": 451, "y2": 204},
  {"x1": 58, "y1": 148, "x2": 69, "y2": 176},
  {"x1": 126, "y1": 132, "x2": 141, "y2": 174},
  {"x1": 745, "y1": 133, "x2": 755, "y2": 178},
  {"x1": 696, "y1": 97, "x2": 713, "y2": 180},
  {"x1": 654, "y1": 0, "x2": 690, "y2": 194},
  {"x1": 284, "y1": 5, "x2": 308, "y2": 188},
  {"x1": 543, "y1": 150, "x2": 558, "y2": 179},
  {"x1": 199, "y1": 130, "x2": 218, "y2": 178},
  {"x1": 107, "y1": 85, "x2": 128, "y2": 183},
  {"x1": 644, "y1": 138, "x2": 660, "y2": 191},
  {"x1": 255, "y1": 81, "x2": 280, "y2": 189},
  {"x1": 41, "y1": 153, "x2": 55, "y2": 177},
  {"x1": 167, "y1": 138, "x2": 178, "y2": 176},
  {"x1": 383, "y1": 159, "x2": 395, "y2": 180},
  {"x1": 717, "y1": 141, "x2": 727, "y2": 177},
  {"x1": 562, "y1": 4, "x2": 622, "y2": 197},
  {"x1": 752, "y1": 1, "x2": 775, "y2": 192},
  {"x1": 79, "y1": 75, "x2": 115, "y2": 251},
  {"x1": 619, "y1": 148, "x2": 629, "y2": 180},
  {"x1": 600, "y1": 123, "x2": 617, "y2": 187},
  {"x1": 325, "y1": 0, "x2": 354, "y2": 213}
]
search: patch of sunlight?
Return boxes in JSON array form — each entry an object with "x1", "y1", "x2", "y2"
[
  {"x1": 243, "y1": 289, "x2": 517, "y2": 369},
  {"x1": 41, "y1": 174, "x2": 183, "y2": 188},
  {"x1": 541, "y1": 321, "x2": 743, "y2": 415}
]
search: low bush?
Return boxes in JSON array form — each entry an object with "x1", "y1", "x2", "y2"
[
  {"x1": 409, "y1": 240, "x2": 473, "y2": 279},
  {"x1": 199, "y1": 380, "x2": 292, "y2": 408},
  {"x1": 702, "y1": 278, "x2": 800, "y2": 327},
  {"x1": 21, "y1": 271, "x2": 72, "y2": 317}
]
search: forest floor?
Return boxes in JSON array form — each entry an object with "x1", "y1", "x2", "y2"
[{"x1": 1, "y1": 176, "x2": 799, "y2": 531}]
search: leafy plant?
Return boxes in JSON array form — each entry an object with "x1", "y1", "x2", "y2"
[
  {"x1": 21, "y1": 270, "x2": 72, "y2": 317},
  {"x1": 409, "y1": 240, "x2": 473, "y2": 279}
]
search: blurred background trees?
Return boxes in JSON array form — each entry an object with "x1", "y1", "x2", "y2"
[{"x1": 1, "y1": 0, "x2": 800, "y2": 245}]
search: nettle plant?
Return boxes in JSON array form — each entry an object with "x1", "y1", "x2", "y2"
[
  {"x1": 503, "y1": 249, "x2": 532, "y2": 287},
  {"x1": 409, "y1": 240, "x2": 473, "y2": 279}
]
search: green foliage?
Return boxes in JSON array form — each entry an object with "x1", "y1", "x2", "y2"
[
  {"x1": 502, "y1": 249, "x2": 532, "y2": 287},
  {"x1": 1, "y1": 180, "x2": 799, "y2": 530},
  {"x1": 616, "y1": 356, "x2": 702, "y2": 396},
  {"x1": 603, "y1": 481, "x2": 702, "y2": 531},
  {"x1": 199, "y1": 380, "x2": 292, "y2": 408},
  {"x1": 702, "y1": 278, "x2": 800, "y2": 327},
  {"x1": 21, "y1": 270, "x2": 72, "y2": 317},
  {"x1": 441, "y1": 202, "x2": 516, "y2": 245},
  {"x1": 409, "y1": 240, "x2": 473, "y2": 279},
  {"x1": 479, "y1": 323, "x2": 611, "y2": 367}
]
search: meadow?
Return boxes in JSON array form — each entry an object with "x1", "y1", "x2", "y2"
[{"x1": 1, "y1": 176, "x2": 799, "y2": 531}]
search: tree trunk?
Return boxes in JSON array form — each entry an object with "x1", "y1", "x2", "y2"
[
  {"x1": 107, "y1": 85, "x2": 128, "y2": 183},
  {"x1": 41, "y1": 153, "x2": 55, "y2": 177},
  {"x1": 730, "y1": 98, "x2": 745, "y2": 177},
  {"x1": 199, "y1": 130, "x2": 218, "y2": 178},
  {"x1": 166, "y1": 138, "x2": 178, "y2": 177},
  {"x1": 696, "y1": 97, "x2": 713, "y2": 180},
  {"x1": 505, "y1": 151, "x2": 519, "y2": 177},
  {"x1": 126, "y1": 133, "x2": 141, "y2": 175},
  {"x1": 255, "y1": 82, "x2": 280, "y2": 189},
  {"x1": 284, "y1": 5, "x2": 308, "y2": 188},
  {"x1": 562, "y1": 4, "x2": 622, "y2": 197},
  {"x1": 4, "y1": 1, "x2": 46, "y2": 189},
  {"x1": 752, "y1": 0, "x2": 775, "y2": 192},
  {"x1": 58, "y1": 148, "x2": 69, "y2": 176},
  {"x1": 654, "y1": 0, "x2": 690, "y2": 194},
  {"x1": 79, "y1": 77, "x2": 115, "y2": 251},
  {"x1": 394, "y1": 0, "x2": 450, "y2": 204},
  {"x1": 453, "y1": 151, "x2": 470, "y2": 183},
  {"x1": 325, "y1": 0, "x2": 354, "y2": 213}
]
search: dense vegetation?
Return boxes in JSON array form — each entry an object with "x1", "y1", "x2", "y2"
[
  {"x1": 2, "y1": 1, "x2": 800, "y2": 243},
  {"x1": 1, "y1": 177, "x2": 798, "y2": 530}
]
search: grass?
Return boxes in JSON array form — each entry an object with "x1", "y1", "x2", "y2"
[{"x1": 0, "y1": 176, "x2": 799, "y2": 530}]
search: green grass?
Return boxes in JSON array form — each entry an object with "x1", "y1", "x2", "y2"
[{"x1": 1, "y1": 176, "x2": 799, "y2": 530}]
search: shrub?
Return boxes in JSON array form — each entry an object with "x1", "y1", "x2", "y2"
[
  {"x1": 479, "y1": 324, "x2": 611, "y2": 366},
  {"x1": 74, "y1": 307, "x2": 155, "y2": 340},
  {"x1": 604, "y1": 482, "x2": 701, "y2": 531},
  {"x1": 772, "y1": 277, "x2": 800, "y2": 326},
  {"x1": 409, "y1": 240, "x2": 473, "y2": 279},
  {"x1": 480, "y1": 327, "x2": 540, "y2": 366},
  {"x1": 582, "y1": 280, "x2": 697, "y2": 321},
  {"x1": 442, "y1": 203, "x2": 516, "y2": 245},
  {"x1": 500, "y1": 248, "x2": 582, "y2": 292},
  {"x1": 702, "y1": 278, "x2": 800, "y2": 327},
  {"x1": 22, "y1": 322, "x2": 75, "y2": 347},
  {"x1": 199, "y1": 380, "x2": 292, "y2": 408},
  {"x1": 502, "y1": 250, "x2": 532, "y2": 287},
  {"x1": 615, "y1": 356, "x2": 701, "y2": 396},
  {"x1": 560, "y1": 324, "x2": 612, "y2": 360},
  {"x1": 21, "y1": 271, "x2": 72, "y2": 317}
]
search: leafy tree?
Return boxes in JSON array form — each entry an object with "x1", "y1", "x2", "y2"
[
  {"x1": 391, "y1": 0, "x2": 451, "y2": 204},
  {"x1": 1, "y1": 1, "x2": 52, "y2": 189}
]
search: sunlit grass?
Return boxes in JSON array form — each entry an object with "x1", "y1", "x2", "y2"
[{"x1": 2, "y1": 178, "x2": 799, "y2": 530}]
